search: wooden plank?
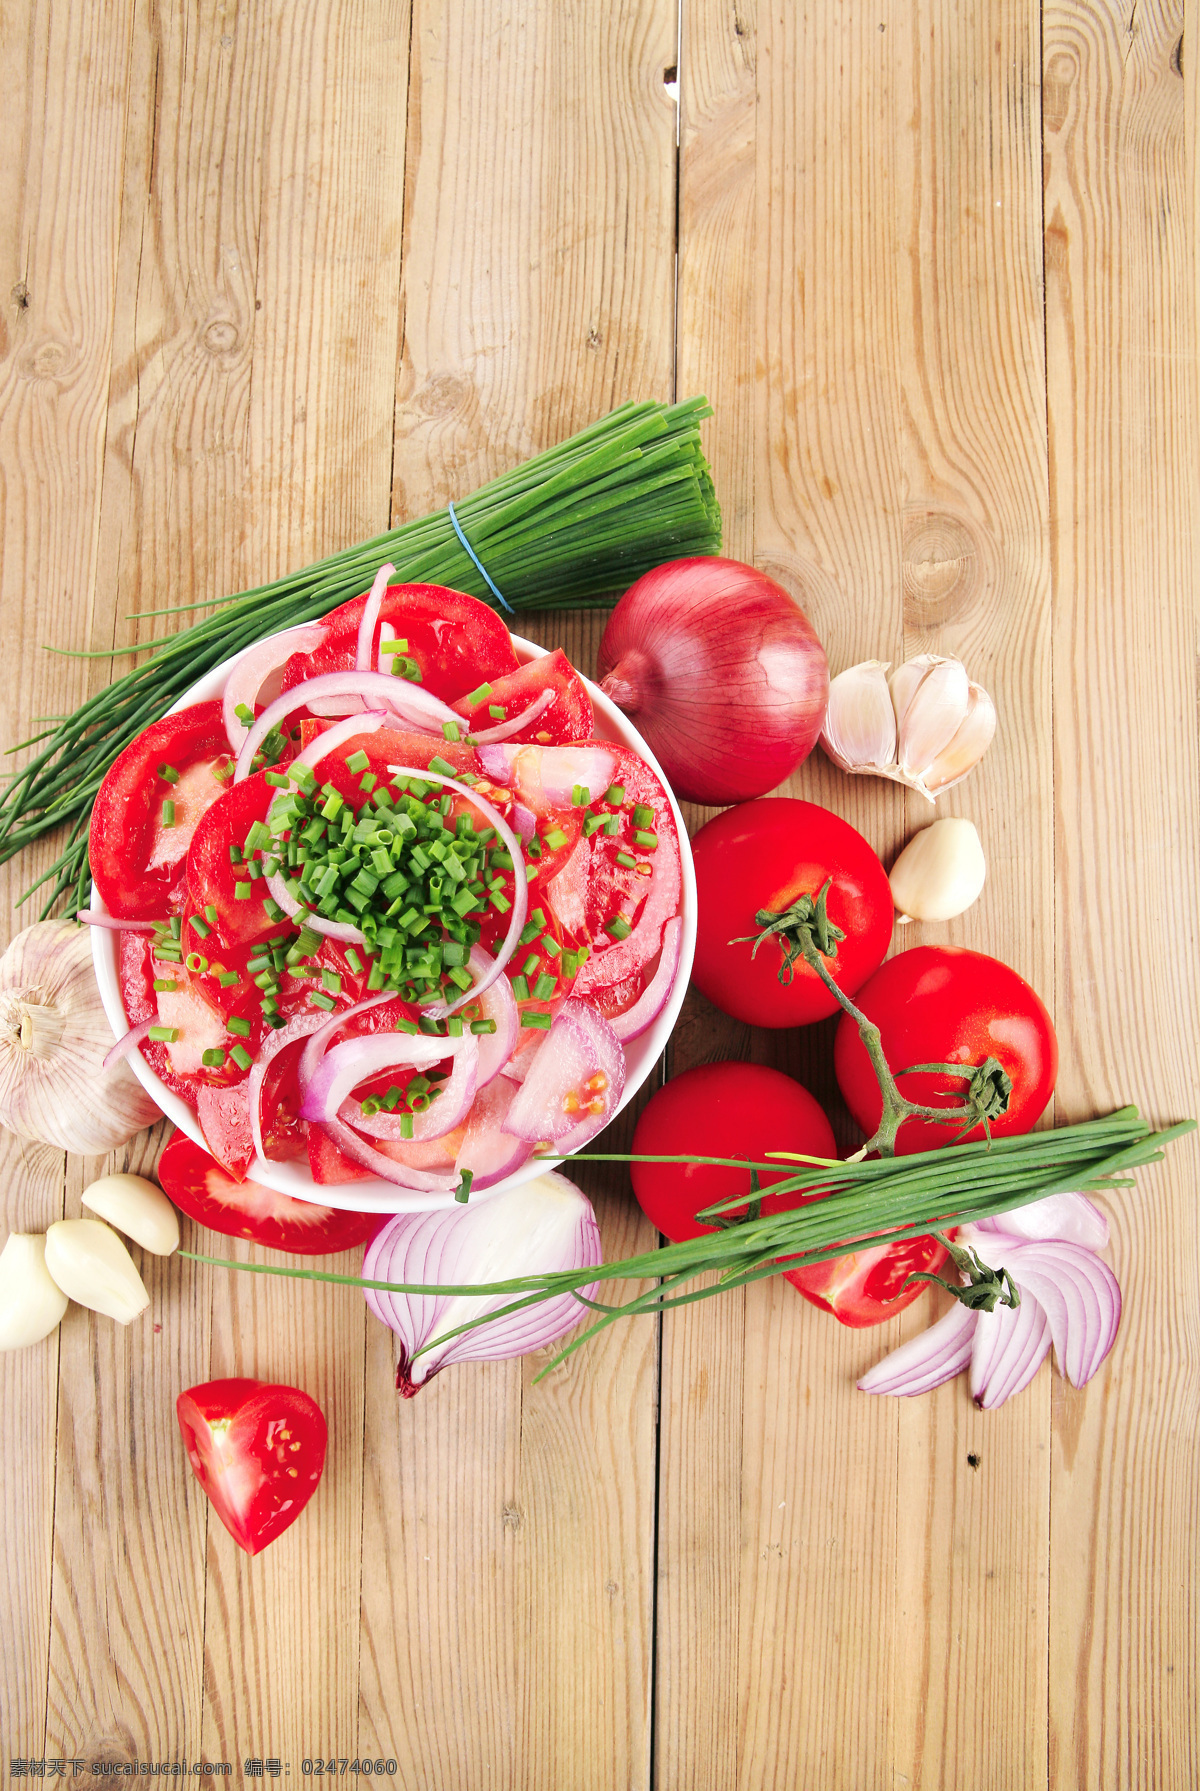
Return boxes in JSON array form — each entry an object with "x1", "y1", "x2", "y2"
[
  {"x1": 356, "y1": 5, "x2": 678, "y2": 1787},
  {"x1": 0, "y1": 0, "x2": 138, "y2": 1757},
  {"x1": 1043, "y1": 4, "x2": 1200, "y2": 1785},
  {"x1": 668, "y1": 2, "x2": 1054, "y2": 1785}
]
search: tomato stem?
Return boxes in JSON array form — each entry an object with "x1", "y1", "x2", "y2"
[
  {"x1": 737, "y1": 886, "x2": 1013, "y2": 1158},
  {"x1": 900, "y1": 1231, "x2": 1022, "y2": 1312}
]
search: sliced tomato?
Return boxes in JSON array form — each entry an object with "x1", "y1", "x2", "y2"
[
  {"x1": 280, "y1": 583, "x2": 518, "y2": 703},
  {"x1": 158, "y1": 1131, "x2": 380, "y2": 1253},
  {"x1": 176, "y1": 1377, "x2": 327, "y2": 1555},
  {"x1": 782, "y1": 1235, "x2": 950, "y2": 1327},
  {"x1": 195, "y1": 1081, "x2": 256, "y2": 1179},
  {"x1": 91, "y1": 702, "x2": 232, "y2": 918},
  {"x1": 452, "y1": 649, "x2": 593, "y2": 743},
  {"x1": 186, "y1": 771, "x2": 284, "y2": 948}
]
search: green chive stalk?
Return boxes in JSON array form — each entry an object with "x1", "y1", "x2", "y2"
[
  {"x1": 1, "y1": 397, "x2": 719, "y2": 918},
  {"x1": 182, "y1": 1108, "x2": 1194, "y2": 1377}
]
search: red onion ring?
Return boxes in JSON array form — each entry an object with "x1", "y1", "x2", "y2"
[
  {"x1": 234, "y1": 672, "x2": 460, "y2": 781},
  {"x1": 223, "y1": 623, "x2": 327, "y2": 753},
  {"x1": 102, "y1": 1020, "x2": 153, "y2": 1071},
  {"x1": 296, "y1": 992, "x2": 405, "y2": 1094},
  {"x1": 606, "y1": 917, "x2": 683, "y2": 1042},
  {"x1": 993, "y1": 1241, "x2": 1121, "y2": 1387},
  {"x1": 247, "y1": 1011, "x2": 329, "y2": 1164},
  {"x1": 336, "y1": 1034, "x2": 479, "y2": 1143},
  {"x1": 458, "y1": 945, "x2": 518, "y2": 1086},
  {"x1": 262, "y1": 713, "x2": 390, "y2": 943},
  {"x1": 970, "y1": 1192, "x2": 1109, "y2": 1253},
  {"x1": 468, "y1": 689, "x2": 555, "y2": 744},
  {"x1": 79, "y1": 913, "x2": 164, "y2": 935},
  {"x1": 503, "y1": 999, "x2": 625, "y2": 1146},
  {"x1": 300, "y1": 1031, "x2": 474, "y2": 1134},
  {"x1": 356, "y1": 562, "x2": 396, "y2": 672}
]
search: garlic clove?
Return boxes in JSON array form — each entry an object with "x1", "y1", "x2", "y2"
[
  {"x1": 43, "y1": 1218, "x2": 150, "y2": 1325},
  {"x1": 0, "y1": 1233, "x2": 70, "y2": 1350},
  {"x1": 923, "y1": 683, "x2": 998, "y2": 794},
  {"x1": 893, "y1": 656, "x2": 970, "y2": 780},
  {"x1": 81, "y1": 1173, "x2": 180, "y2": 1256},
  {"x1": 819, "y1": 661, "x2": 898, "y2": 773},
  {"x1": 889, "y1": 817, "x2": 987, "y2": 922}
]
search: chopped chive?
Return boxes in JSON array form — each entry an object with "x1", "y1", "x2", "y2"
[
  {"x1": 633, "y1": 804, "x2": 654, "y2": 827},
  {"x1": 533, "y1": 972, "x2": 557, "y2": 999},
  {"x1": 359, "y1": 772, "x2": 378, "y2": 793},
  {"x1": 379, "y1": 636, "x2": 410, "y2": 654},
  {"x1": 204, "y1": 904, "x2": 218, "y2": 924},
  {"x1": 519, "y1": 909, "x2": 547, "y2": 945},
  {"x1": 264, "y1": 769, "x2": 289, "y2": 788},
  {"x1": 345, "y1": 948, "x2": 363, "y2": 974},
  {"x1": 511, "y1": 975, "x2": 530, "y2": 1001},
  {"x1": 520, "y1": 1011, "x2": 552, "y2": 1030},
  {"x1": 633, "y1": 829, "x2": 658, "y2": 849},
  {"x1": 234, "y1": 703, "x2": 255, "y2": 726},
  {"x1": 188, "y1": 914, "x2": 210, "y2": 938},
  {"x1": 157, "y1": 764, "x2": 180, "y2": 784},
  {"x1": 262, "y1": 898, "x2": 285, "y2": 921},
  {"x1": 520, "y1": 952, "x2": 540, "y2": 978},
  {"x1": 227, "y1": 1016, "x2": 251, "y2": 1037},
  {"x1": 321, "y1": 968, "x2": 342, "y2": 994},
  {"x1": 454, "y1": 1169, "x2": 474, "y2": 1204},
  {"x1": 148, "y1": 1025, "x2": 178, "y2": 1043},
  {"x1": 488, "y1": 704, "x2": 506, "y2": 719},
  {"x1": 400, "y1": 1112, "x2": 414, "y2": 1139},
  {"x1": 229, "y1": 1044, "x2": 253, "y2": 1071},
  {"x1": 583, "y1": 813, "x2": 605, "y2": 837},
  {"x1": 428, "y1": 756, "x2": 457, "y2": 778},
  {"x1": 185, "y1": 952, "x2": 208, "y2": 974},
  {"x1": 543, "y1": 828, "x2": 567, "y2": 850},
  {"x1": 604, "y1": 783, "x2": 626, "y2": 805},
  {"x1": 346, "y1": 750, "x2": 370, "y2": 772},
  {"x1": 169, "y1": 916, "x2": 183, "y2": 939},
  {"x1": 470, "y1": 1018, "x2": 497, "y2": 1035},
  {"x1": 218, "y1": 971, "x2": 239, "y2": 988},
  {"x1": 602, "y1": 814, "x2": 619, "y2": 836},
  {"x1": 234, "y1": 881, "x2": 252, "y2": 900},
  {"x1": 605, "y1": 914, "x2": 632, "y2": 940},
  {"x1": 445, "y1": 1015, "x2": 464, "y2": 1037},
  {"x1": 616, "y1": 851, "x2": 637, "y2": 869},
  {"x1": 309, "y1": 991, "x2": 336, "y2": 1011},
  {"x1": 571, "y1": 785, "x2": 590, "y2": 806},
  {"x1": 201, "y1": 1047, "x2": 227, "y2": 1068},
  {"x1": 465, "y1": 683, "x2": 493, "y2": 706},
  {"x1": 442, "y1": 721, "x2": 462, "y2": 743},
  {"x1": 161, "y1": 800, "x2": 176, "y2": 826},
  {"x1": 152, "y1": 978, "x2": 178, "y2": 992},
  {"x1": 540, "y1": 934, "x2": 561, "y2": 956}
]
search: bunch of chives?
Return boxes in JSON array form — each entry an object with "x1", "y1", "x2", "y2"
[
  {"x1": 181, "y1": 1107, "x2": 1194, "y2": 1375},
  {"x1": 1, "y1": 397, "x2": 719, "y2": 918}
]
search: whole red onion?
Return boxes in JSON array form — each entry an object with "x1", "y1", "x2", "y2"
[{"x1": 596, "y1": 557, "x2": 829, "y2": 805}]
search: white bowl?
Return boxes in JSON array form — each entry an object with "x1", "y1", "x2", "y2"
[{"x1": 91, "y1": 632, "x2": 696, "y2": 1213}]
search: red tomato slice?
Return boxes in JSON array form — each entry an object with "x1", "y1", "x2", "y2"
[
  {"x1": 783, "y1": 1235, "x2": 950, "y2": 1327},
  {"x1": 91, "y1": 702, "x2": 232, "y2": 918},
  {"x1": 158, "y1": 1131, "x2": 380, "y2": 1253},
  {"x1": 186, "y1": 772, "x2": 283, "y2": 947},
  {"x1": 452, "y1": 649, "x2": 593, "y2": 743},
  {"x1": 175, "y1": 1377, "x2": 327, "y2": 1555},
  {"x1": 280, "y1": 583, "x2": 518, "y2": 703}
]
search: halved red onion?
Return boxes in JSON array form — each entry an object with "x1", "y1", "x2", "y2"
[
  {"x1": 79, "y1": 913, "x2": 164, "y2": 935},
  {"x1": 607, "y1": 917, "x2": 683, "y2": 1042},
  {"x1": 857, "y1": 1300, "x2": 978, "y2": 1397},
  {"x1": 384, "y1": 764, "x2": 529, "y2": 1011},
  {"x1": 362, "y1": 1169, "x2": 602, "y2": 1393},
  {"x1": 453, "y1": 1075, "x2": 533, "y2": 1189},
  {"x1": 301, "y1": 1031, "x2": 470, "y2": 1132},
  {"x1": 969, "y1": 1292, "x2": 1053, "y2": 1409},
  {"x1": 502, "y1": 999, "x2": 626, "y2": 1146},
  {"x1": 356, "y1": 562, "x2": 396, "y2": 671},
  {"x1": 969, "y1": 1193, "x2": 1110, "y2": 1253},
  {"x1": 223, "y1": 623, "x2": 327, "y2": 753},
  {"x1": 468, "y1": 689, "x2": 555, "y2": 744},
  {"x1": 234, "y1": 671, "x2": 460, "y2": 780},
  {"x1": 573, "y1": 829, "x2": 681, "y2": 996},
  {"x1": 339, "y1": 1033, "x2": 478, "y2": 1143},
  {"x1": 475, "y1": 742, "x2": 618, "y2": 813},
  {"x1": 102, "y1": 1020, "x2": 153, "y2": 1072},
  {"x1": 992, "y1": 1240, "x2": 1122, "y2": 1388},
  {"x1": 247, "y1": 1011, "x2": 329, "y2": 1164}
]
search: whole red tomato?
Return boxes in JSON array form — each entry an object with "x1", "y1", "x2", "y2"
[
  {"x1": 158, "y1": 1132, "x2": 381, "y2": 1255},
  {"x1": 175, "y1": 1378, "x2": 327, "y2": 1555},
  {"x1": 690, "y1": 799, "x2": 893, "y2": 1028},
  {"x1": 834, "y1": 945, "x2": 1058, "y2": 1155},
  {"x1": 630, "y1": 1060, "x2": 837, "y2": 1243}
]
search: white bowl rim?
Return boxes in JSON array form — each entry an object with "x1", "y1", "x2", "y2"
[{"x1": 90, "y1": 628, "x2": 696, "y2": 1213}]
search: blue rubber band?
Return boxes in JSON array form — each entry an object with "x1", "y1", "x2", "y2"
[{"x1": 447, "y1": 501, "x2": 514, "y2": 615}]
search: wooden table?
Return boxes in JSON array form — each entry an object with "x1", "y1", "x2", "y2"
[{"x1": 2, "y1": 4, "x2": 1196, "y2": 1786}]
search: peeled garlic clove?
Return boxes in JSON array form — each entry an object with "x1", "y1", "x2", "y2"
[
  {"x1": 889, "y1": 817, "x2": 987, "y2": 922},
  {"x1": 819, "y1": 661, "x2": 898, "y2": 773},
  {"x1": 81, "y1": 1173, "x2": 179, "y2": 1256},
  {"x1": 923, "y1": 683, "x2": 998, "y2": 794},
  {"x1": 0, "y1": 1233, "x2": 70, "y2": 1350},
  {"x1": 893, "y1": 656, "x2": 970, "y2": 780},
  {"x1": 44, "y1": 1218, "x2": 150, "y2": 1326}
]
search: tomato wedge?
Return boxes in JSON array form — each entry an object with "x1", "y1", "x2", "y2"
[
  {"x1": 91, "y1": 702, "x2": 232, "y2": 918},
  {"x1": 280, "y1": 583, "x2": 518, "y2": 703},
  {"x1": 158, "y1": 1131, "x2": 380, "y2": 1253},
  {"x1": 783, "y1": 1235, "x2": 949, "y2": 1327},
  {"x1": 175, "y1": 1377, "x2": 327, "y2": 1555},
  {"x1": 452, "y1": 649, "x2": 593, "y2": 743}
]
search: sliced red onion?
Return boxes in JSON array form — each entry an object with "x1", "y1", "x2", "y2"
[
  {"x1": 247, "y1": 1011, "x2": 328, "y2": 1164},
  {"x1": 362, "y1": 1169, "x2": 602, "y2": 1393},
  {"x1": 511, "y1": 802, "x2": 537, "y2": 843},
  {"x1": 339, "y1": 1034, "x2": 478, "y2": 1143},
  {"x1": 857, "y1": 1301, "x2": 978, "y2": 1397},
  {"x1": 467, "y1": 689, "x2": 555, "y2": 744},
  {"x1": 265, "y1": 867, "x2": 367, "y2": 945},
  {"x1": 607, "y1": 917, "x2": 683, "y2": 1042},
  {"x1": 969, "y1": 1292, "x2": 1053, "y2": 1409},
  {"x1": 454, "y1": 945, "x2": 517, "y2": 1086},
  {"x1": 453, "y1": 1076, "x2": 533, "y2": 1189},
  {"x1": 384, "y1": 765, "x2": 529, "y2": 1012},
  {"x1": 968, "y1": 1193, "x2": 1110, "y2": 1253},
  {"x1": 102, "y1": 1020, "x2": 153, "y2": 1072},
  {"x1": 475, "y1": 742, "x2": 618, "y2": 812},
  {"x1": 992, "y1": 1241, "x2": 1122, "y2": 1388},
  {"x1": 301, "y1": 1031, "x2": 471, "y2": 1132},
  {"x1": 573, "y1": 827, "x2": 681, "y2": 995},
  {"x1": 376, "y1": 622, "x2": 397, "y2": 677},
  {"x1": 234, "y1": 672, "x2": 460, "y2": 781},
  {"x1": 223, "y1": 623, "x2": 327, "y2": 753},
  {"x1": 79, "y1": 913, "x2": 164, "y2": 935},
  {"x1": 502, "y1": 999, "x2": 625, "y2": 1145},
  {"x1": 296, "y1": 991, "x2": 398, "y2": 1094},
  {"x1": 318, "y1": 1112, "x2": 460, "y2": 1194},
  {"x1": 356, "y1": 562, "x2": 396, "y2": 671}
]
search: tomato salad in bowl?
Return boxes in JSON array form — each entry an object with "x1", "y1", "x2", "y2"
[{"x1": 88, "y1": 574, "x2": 695, "y2": 1212}]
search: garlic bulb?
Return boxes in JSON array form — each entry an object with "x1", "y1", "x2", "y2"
[
  {"x1": 82, "y1": 1173, "x2": 179, "y2": 1255},
  {"x1": 0, "y1": 922, "x2": 160, "y2": 1153},
  {"x1": 889, "y1": 817, "x2": 987, "y2": 922},
  {"x1": 0, "y1": 1232, "x2": 69, "y2": 1350},
  {"x1": 43, "y1": 1217, "x2": 150, "y2": 1325},
  {"x1": 819, "y1": 654, "x2": 996, "y2": 800}
]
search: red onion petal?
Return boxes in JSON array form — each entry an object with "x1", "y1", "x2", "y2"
[
  {"x1": 969, "y1": 1292, "x2": 1053, "y2": 1409},
  {"x1": 339, "y1": 1034, "x2": 478, "y2": 1142},
  {"x1": 317, "y1": 1112, "x2": 460, "y2": 1194},
  {"x1": 607, "y1": 918, "x2": 683, "y2": 1042},
  {"x1": 102, "y1": 1020, "x2": 153, "y2": 1072},
  {"x1": 969, "y1": 1193, "x2": 1110, "y2": 1253},
  {"x1": 300, "y1": 1032, "x2": 472, "y2": 1130},
  {"x1": 856, "y1": 1301, "x2": 978, "y2": 1397},
  {"x1": 79, "y1": 913, "x2": 164, "y2": 935},
  {"x1": 362, "y1": 1170, "x2": 602, "y2": 1390},
  {"x1": 356, "y1": 562, "x2": 396, "y2": 673},
  {"x1": 503, "y1": 1000, "x2": 625, "y2": 1146},
  {"x1": 453, "y1": 1077, "x2": 533, "y2": 1189},
  {"x1": 247, "y1": 1011, "x2": 329, "y2": 1163},
  {"x1": 456, "y1": 945, "x2": 518, "y2": 1086},
  {"x1": 234, "y1": 671, "x2": 460, "y2": 780},
  {"x1": 223, "y1": 623, "x2": 328, "y2": 753},
  {"x1": 468, "y1": 689, "x2": 555, "y2": 744},
  {"x1": 996, "y1": 1242, "x2": 1122, "y2": 1387}
]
